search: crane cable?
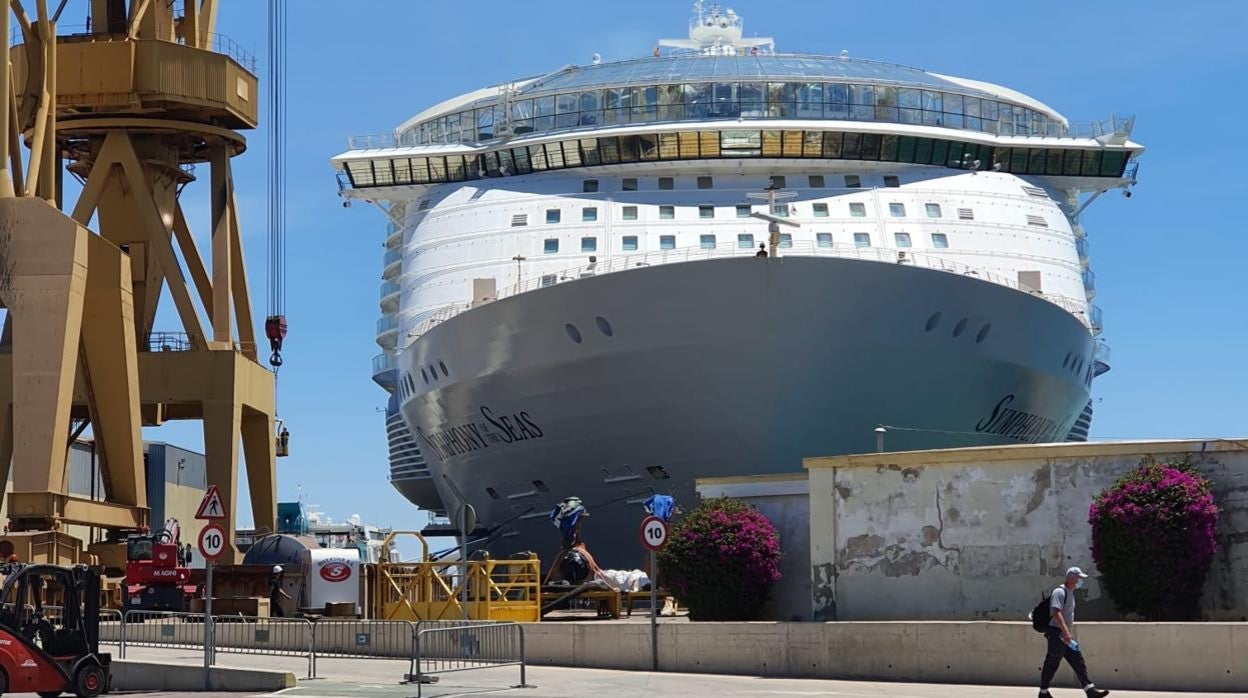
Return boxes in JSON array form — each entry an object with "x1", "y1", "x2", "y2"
[{"x1": 264, "y1": 0, "x2": 288, "y2": 370}]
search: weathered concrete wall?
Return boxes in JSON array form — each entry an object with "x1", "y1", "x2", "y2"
[
  {"x1": 519, "y1": 620, "x2": 1248, "y2": 692},
  {"x1": 804, "y1": 439, "x2": 1248, "y2": 622},
  {"x1": 696, "y1": 475, "x2": 810, "y2": 621}
]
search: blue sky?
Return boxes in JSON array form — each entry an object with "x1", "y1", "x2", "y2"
[{"x1": 35, "y1": 1, "x2": 1248, "y2": 531}]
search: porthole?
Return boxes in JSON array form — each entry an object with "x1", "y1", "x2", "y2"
[
  {"x1": 420, "y1": 368, "x2": 429, "y2": 383},
  {"x1": 595, "y1": 316, "x2": 613, "y2": 337},
  {"x1": 975, "y1": 324, "x2": 992, "y2": 344},
  {"x1": 565, "y1": 323, "x2": 582, "y2": 344},
  {"x1": 439, "y1": 360, "x2": 449, "y2": 377},
  {"x1": 952, "y1": 318, "x2": 968, "y2": 338},
  {"x1": 486, "y1": 487, "x2": 500, "y2": 500},
  {"x1": 1062, "y1": 353, "x2": 1071, "y2": 369},
  {"x1": 925, "y1": 312, "x2": 942, "y2": 332},
  {"x1": 428, "y1": 365, "x2": 438, "y2": 380}
]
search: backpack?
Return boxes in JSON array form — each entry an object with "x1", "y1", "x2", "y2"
[{"x1": 1029, "y1": 592, "x2": 1052, "y2": 633}]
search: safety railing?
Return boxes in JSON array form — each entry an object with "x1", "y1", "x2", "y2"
[
  {"x1": 98, "y1": 608, "x2": 123, "y2": 646},
  {"x1": 310, "y1": 619, "x2": 416, "y2": 679},
  {"x1": 144, "y1": 331, "x2": 192, "y2": 352},
  {"x1": 411, "y1": 621, "x2": 526, "y2": 697},
  {"x1": 380, "y1": 279, "x2": 402, "y2": 301},
  {"x1": 409, "y1": 241, "x2": 1091, "y2": 340},
  {"x1": 119, "y1": 609, "x2": 314, "y2": 678},
  {"x1": 200, "y1": 32, "x2": 257, "y2": 73},
  {"x1": 377, "y1": 315, "x2": 399, "y2": 335},
  {"x1": 9, "y1": 24, "x2": 255, "y2": 72},
  {"x1": 372, "y1": 351, "x2": 397, "y2": 375},
  {"x1": 210, "y1": 614, "x2": 314, "y2": 679},
  {"x1": 373, "y1": 554, "x2": 541, "y2": 623},
  {"x1": 116, "y1": 609, "x2": 209, "y2": 656}
]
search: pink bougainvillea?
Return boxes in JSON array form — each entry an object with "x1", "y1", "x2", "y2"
[
  {"x1": 657, "y1": 497, "x2": 781, "y2": 621},
  {"x1": 1089, "y1": 458, "x2": 1219, "y2": 620}
]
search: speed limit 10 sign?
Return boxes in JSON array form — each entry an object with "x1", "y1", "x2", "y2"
[
  {"x1": 640, "y1": 515, "x2": 668, "y2": 551},
  {"x1": 198, "y1": 523, "x2": 227, "y2": 561}
]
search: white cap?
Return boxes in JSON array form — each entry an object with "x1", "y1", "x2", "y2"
[
  {"x1": 272, "y1": 565, "x2": 283, "y2": 574},
  {"x1": 1066, "y1": 566, "x2": 1088, "y2": 578}
]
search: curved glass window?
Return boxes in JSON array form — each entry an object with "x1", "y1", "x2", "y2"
[{"x1": 344, "y1": 128, "x2": 1131, "y2": 189}]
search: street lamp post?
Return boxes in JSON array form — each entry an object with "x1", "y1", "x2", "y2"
[
  {"x1": 512, "y1": 254, "x2": 526, "y2": 286},
  {"x1": 747, "y1": 183, "x2": 799, "y2": 258}
]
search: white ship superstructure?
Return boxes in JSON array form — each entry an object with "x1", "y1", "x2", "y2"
[{"x1": 335, "y1": 4, "x2": 1142, "y2": 563}]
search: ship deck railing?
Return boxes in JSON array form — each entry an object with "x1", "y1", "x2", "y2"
[
  {"x1": 343, "y1": 113, "x2": 1134, "y2": 153},
  {"x1": 407, "y1": 241, "x2": 1090, "y2": 341}
]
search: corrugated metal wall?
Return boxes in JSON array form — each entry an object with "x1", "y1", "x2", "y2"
[{"x1": 2, "y1": 440, "x2": 207, "y2": 546}]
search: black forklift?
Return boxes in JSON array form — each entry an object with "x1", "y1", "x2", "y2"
[{"x1": 0, "y1": 562, "x2": 111, "y2": 697}]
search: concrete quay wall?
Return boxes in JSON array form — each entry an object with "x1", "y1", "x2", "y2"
[
  {"x1": 521, "y1": 620, "x2": 1247, "y2": 692},
  {"x1": 805, "y1": 439, "x2": 1248, "y2": 622},
  {"x1": 102, "y1": 615, "x2": 1247, "y2": 691}
]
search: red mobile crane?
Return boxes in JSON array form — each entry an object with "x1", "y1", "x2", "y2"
[{"x1": 122, "y1": 519, "x2": 195, "y2": 612}]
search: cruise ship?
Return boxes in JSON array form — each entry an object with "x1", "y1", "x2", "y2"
[{"x1": 333, "y1": 4, "x2": 1142, "y2": 567}]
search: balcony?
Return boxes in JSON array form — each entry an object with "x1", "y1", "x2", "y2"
[
  {"x1": 1082, "y1": 269, "x2": 1096, "y2": 300},
  {"x1": 380, "y1": 280, "x2": 401, "y2": 310},
  {"x1": 1075, "y1": 238, "x2": 1090, "y2": 270},
  {"x1": 382, "y1": 249, "x2": 402, "y2": 279},
  {"x1": 371, "y1": 351, "x2": 398, "y2": 388},
  {"x1": 1089, "y1": 304, "x2": 1103, "y2": 336},
  {"x1": 1093, "y1": 340, "x2": 1111, "y2": 377},
  {"x1": 376, "y1": 315, "x2": 399, "y2": 347}
]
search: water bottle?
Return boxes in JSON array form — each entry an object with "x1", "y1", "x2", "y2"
[{"x1": 1068, "y1": 638, "x2": 1080, "y2": 652}]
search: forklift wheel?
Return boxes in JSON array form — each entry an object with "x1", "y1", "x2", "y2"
[
  {"x1": 73, "y1": 663, "x2": 107, "y2": 698},
  {"x1": 38, "y1": 692, "x2": 63, "y2": 698},
  {"x1": 0, "y1": 666, "x2": 8, "y2": 694}
]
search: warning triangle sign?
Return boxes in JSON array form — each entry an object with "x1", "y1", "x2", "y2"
[{"x1": 196, "y1": 485, "x2": 227, "y2": 520}]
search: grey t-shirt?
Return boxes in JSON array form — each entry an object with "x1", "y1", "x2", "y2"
[{"x1": 1049, "y1": 586, "x2": 1075, "y2": 628}]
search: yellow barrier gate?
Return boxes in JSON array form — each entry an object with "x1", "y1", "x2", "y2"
[{"x1": 371, "y1": 531, "x2": 540, "y2": 623}]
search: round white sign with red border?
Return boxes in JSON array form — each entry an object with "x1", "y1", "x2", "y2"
[
  {"x1": 640, "y1": 515, "x2": 668, "y2": 551},
  {"x1": 198, "y1": 523, "x2": 227, "y2": 561}
]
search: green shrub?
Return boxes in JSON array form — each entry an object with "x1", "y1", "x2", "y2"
[
  {"x1": 656, "y1": 497, "x2": 781, "y2": 621},
  {"x1": 1089, "y1": 457, "x2": 1219, "y2": 620}
]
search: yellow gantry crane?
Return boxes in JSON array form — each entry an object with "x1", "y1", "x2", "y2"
[{"x1": 0, "y1": 0, "x2": 279, "y2": 564}]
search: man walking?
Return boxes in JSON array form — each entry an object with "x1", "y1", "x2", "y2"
[
  {"x1": 269, "y1": 565, "x2": 291, "y2": 618},
  {"x1": 1041, "y1": 566, "x2": 1109, "y2": 698}
]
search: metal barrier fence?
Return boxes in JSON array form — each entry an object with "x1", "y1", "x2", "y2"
[
  {"x1": 210, "y1": 613, "x2": 314, "y2": 679},
  {"x1": 98, "y1": 608, "x2": 122, "y2": 646},
  {"x1": 117, "y1": 610, "x2": 209, "y2": 656},
  {"x1": 310, "y1": 619, "x2": 416, "y2": 678},
  {"x1": 105, "y1": 610, "x2": 527, "y2": 685},
  {"x1": 411, "y1": 621, "x2": 526, "y2": 697},
  {"x1": 119, "y1": 610, "x2": 314, "y2": 679}
]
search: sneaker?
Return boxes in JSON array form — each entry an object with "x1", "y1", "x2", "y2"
[{"x1": 1086, "y1": 688, "x2": 1109, "y2": 698}]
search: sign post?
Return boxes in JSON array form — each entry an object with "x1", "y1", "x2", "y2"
[
  {"x1": 196, "y1": 486, "x2": 227, "y2": 690},
  {"x1": 640, "y1": 515, "x2": 668, "y2": 672}
]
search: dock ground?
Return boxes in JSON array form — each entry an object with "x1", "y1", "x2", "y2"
[{"x1": 121, "y1": 647, "x2": 1243, "y2": 697}]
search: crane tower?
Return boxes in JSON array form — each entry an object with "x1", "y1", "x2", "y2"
[{"x1": 0, "y1": 0, "x2": 277, "y2": 563}]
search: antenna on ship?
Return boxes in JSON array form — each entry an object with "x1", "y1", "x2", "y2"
[
  {"x1": 657, "y1": 1, "x2": 775, "y2": 56},
  {"x1": 747, "y1": 184, "x2": 799, "y2": 258}
]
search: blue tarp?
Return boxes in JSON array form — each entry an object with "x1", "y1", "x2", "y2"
[
  {"x1": 550, "y1": 497, "x2": 587, "y2": 545},
  {"x1": 642, "y1": 494, "x2": 675, "y2": 522}
]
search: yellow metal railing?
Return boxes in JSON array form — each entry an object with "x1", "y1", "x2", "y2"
[{"x1": 371, "y1": 531, "x2": 540, "y2": 623}]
